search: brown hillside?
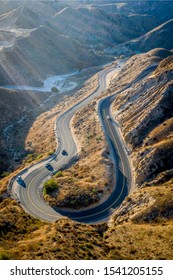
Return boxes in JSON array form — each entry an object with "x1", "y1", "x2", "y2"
[
  {"x1": 0, "y1": 50, "x2": 173, "y2": 260},
  {"x1": 111, "y1": 51, "x2": 173, "y2": 187}
]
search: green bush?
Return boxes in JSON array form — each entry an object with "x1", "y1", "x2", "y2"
[
  {"x1": 35, "y1": 154, "x2": 43, "y2": 160},
  {"x1": 55, "y1": 171, "x2": 64, "y2": 178},
  {"x1": 43, "y1": 180, "x2": 59, "y2": 195},
  {"x1": 26, "y1": 153, "x2": 35, "y2": 163},
  {"x1": 1, "y1": 171, "x2": 10, "y2": 178},
  {"x1": 0, "y1": 251, "x2": 10, "y2": 260},
  {"x1": 51, "y1": 87, "x2": 59, "y2": 93}
]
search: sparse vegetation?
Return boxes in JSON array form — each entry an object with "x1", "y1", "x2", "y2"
[
  {"x1": 0, "y1": 181, "x2": 173, "y2": 260},
  {"x1": 112, "y1": 52, "x2": 173, "y2": 187},
  {"x1": 0, "y1": 250, "x2": 11, "y2": 260},
  {"x1": 55, "y1": 171, "x2": 64, "y2": 178},
  {"x1": 43, "y1": 180, "x2": 59, "y2": 195},
  {"x1": 1, "y1": 171, "x2": 11, "y2": 178},
  {"x1": 51, "y1": 87, "x2": 59, "y2": 93},
  {"x1": 48, "y1": 150, "x2": 54, "y2": 156}
]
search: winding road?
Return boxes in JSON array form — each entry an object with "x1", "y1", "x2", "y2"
[{"x1": 11, "y1": 63, "x2": 132, "y2": 223}]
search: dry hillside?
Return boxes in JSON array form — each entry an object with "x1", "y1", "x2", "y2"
[
  {"x1": 0, "y1": 66, "x2": 101, "y2": 178},
  {"x1": 0, "y1": 179, "x2": 173, "y2": 260},
  {"x1": 0, "y1": 49, "x2": 173, "y2": 259},
  {"x1": 0, "y1": 88, "x2": 51, "y2": 175},
  {"x1": 0, "y1": 25, "x2": 105, "y2": 86},
  {"x1": 110, "y1": 19, "x2": 173, "y2": 56},
  {"x1": 111, "y1": 49, "x2": 173, "y2": 187}
]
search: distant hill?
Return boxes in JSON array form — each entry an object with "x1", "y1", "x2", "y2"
[
  {"x1": 0, "y1": 0, "x2": 171, "y2": 86},
  {"x1": 0, "y1": 1, "x2": 64, "y2": 29},
  {"x1": 110, "y1": 19, "x2": 173, "y2": 55},
  {"x1": 0, "y1": 7, "x2": 22, "y2": 29},
  {"x1": 15, "y1": 1, "x2": 64, "y2": 29},
  {"x1": 48, "y1": 6, "x2": 159, "y2": 47},
  {"x1": 0, "y1": 25, "x2": 105, "y2": 86},
  {"x1": 90, "y1": 0, "x2": 173, "y2": 22},
  {"x1": 0, "y1": 1, "x2": 22, "y2": 15}
]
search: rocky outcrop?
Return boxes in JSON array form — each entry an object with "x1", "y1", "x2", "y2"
[{"x1": 111, "y1": 50, "x2": 173, "y2": 187}]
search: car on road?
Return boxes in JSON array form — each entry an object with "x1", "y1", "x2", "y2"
[
  {"x1": 16, "y1": 175, "x2": 26, "y2": 187},
  {"x1": 107, "y1": 116, "x2": 111, "y2": 120},
  {"x1": 17, "y1": 176, "x2": 22, "y2": 182},
  {"x1": 62, "y1": 149, "x2": 68, "y2": 156},
  {"x1": 45, "y1": 163, "x2": 53, "y2": 171}
]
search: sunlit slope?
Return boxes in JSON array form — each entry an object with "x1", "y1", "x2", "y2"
[
  {"x1": 49, "y1": 6, "x2": 159, "y2": 47},
  {"x1": 0, "y1": 25, "x2": 103, "y2": 86},
  {"x1": 111, "y1": 19, "x2": 173, "y2": 55},
  {"x1": 0, "y1": 1, "x2": 64, "y2": 28},
  {"x1": 111, "y1": 50, "x2": 173, "y2": 187}
]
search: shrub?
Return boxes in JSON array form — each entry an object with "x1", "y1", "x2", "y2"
[
  {"x1": 35, "y1": 154, "x2": 43, "y2": 160},
  {"x1": 43, "y1": 180, "x2": 59, "y2": 195},
  {"x1": 0, "y1": 251, "x2": 10, "y2": 260},
  {"x1": 26, "y1": 153, "x2": 34, "y2": 163},
  {"x1": 51, "y1": 87, "x2": 59, "y2": 93},
  {"x1": 55, "y1": 171, "x2": 63, "y2": 178},
  {"x1": 1, "y1": 171, "x2": 10, "y2": 178}
]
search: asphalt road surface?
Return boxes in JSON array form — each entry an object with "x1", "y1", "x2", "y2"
[{"x1": 12, "y1": 65, "x2": 132, "y2": 223}]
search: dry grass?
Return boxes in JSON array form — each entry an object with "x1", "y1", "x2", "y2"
[
  {"x1": 110, "y1": 53, "x2": 173, "y2": 187},
  {"x1": 0, "y1": 177, "x2": 10, "y2": 195},
  {"x1": 105, "y1": 221, "x2": 173, "y2": 260},
  {"x1": 1, "y1": 180, "x2": 173, "y2": 260},
  {"x1": 0, "y1": 196, "x2": 108, "y2": 260},
  {"x1": 145, "y1": 118, "x2": 173, "y2": 146},
  {"x1": 7, "y1": 219, "x2": 108, "y2": 260},
  {"x1": 106, "y1": 181, "x2": 173, "y2": 260}
]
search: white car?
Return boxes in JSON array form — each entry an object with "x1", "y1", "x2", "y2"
[{"x1": 107, "y1": 116, "x2": 111, "y2": 120}]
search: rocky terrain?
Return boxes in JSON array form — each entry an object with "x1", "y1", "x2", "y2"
[{"x1": 111, "y1": 49, "x2": 173, "y2": 187}]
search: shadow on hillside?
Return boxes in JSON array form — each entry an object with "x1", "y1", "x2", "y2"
[{"x1": 0, "y1": 69, "x2": 100, "y2": 176}]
